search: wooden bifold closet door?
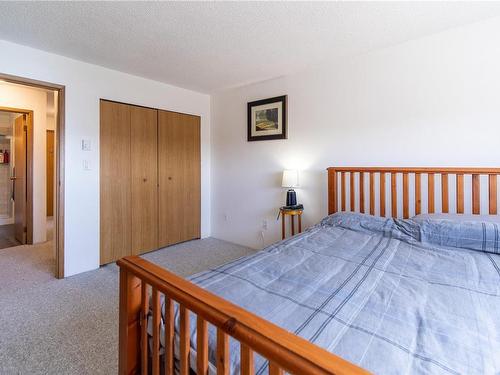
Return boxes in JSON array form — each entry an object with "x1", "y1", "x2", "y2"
[
  {"x1": 158, "y1": 110, "x2": 201, "y2": 247},
  {"x1": 100, "y1": 101, "x2": 131, "y2": 264},
  {"x1": 100, "y1": 100, "x2": 200, "y2": 265},
  {"x1": 130, "y1": 106, "x2": 158, "y2": 255}
]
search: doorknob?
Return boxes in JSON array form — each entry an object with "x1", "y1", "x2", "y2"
[{"x1": 10, "y1": 176, "x2": 17, "y2": 181}]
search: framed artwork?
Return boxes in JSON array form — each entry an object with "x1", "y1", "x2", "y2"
[{"x1": 247, "y1": 95, "x2": 287, "y2": 141}]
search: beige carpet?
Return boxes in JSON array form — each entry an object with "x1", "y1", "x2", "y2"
[{"x1": 0, "y1": 237, "x2": 253, "y2": 375}]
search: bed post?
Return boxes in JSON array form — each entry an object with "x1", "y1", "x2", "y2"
[
  {"x1": 328, "y1": 168, "x2": 337, "y2": 215},
  {"x1": 118, "y1": 266, "x2": 142, "y2": 375}
]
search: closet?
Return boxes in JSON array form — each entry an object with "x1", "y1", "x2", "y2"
[{"x1": 100, "y1": 100, "x2": 200, "y2": 265}]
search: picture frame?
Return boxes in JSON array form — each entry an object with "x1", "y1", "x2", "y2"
[{"x1": 247, "y1": 95, "x2": 287, "y2": 141}]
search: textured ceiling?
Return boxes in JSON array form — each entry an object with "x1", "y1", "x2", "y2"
[{"x1": 0, "y1": 2, "x2": 499, "y2": 92}]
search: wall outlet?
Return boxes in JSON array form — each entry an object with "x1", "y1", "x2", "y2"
[
  {"x1": 83, "y1": 160, "x2": 91, "y2": 170},
  {"x1": 224, "y1": 213, "x2": 229, "y2": 222},
  {"x1": 262, "y1": 219, "x2": 268, "y2": 230}
]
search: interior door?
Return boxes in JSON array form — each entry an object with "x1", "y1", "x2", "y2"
[
  {"x1": 130, "y1": 106, "x2": 158, "y2": 255},
  {"x1": 13, "y1": 114, "x2": 27, "y2": 244},
  {"x1": 158, "y1": 110, "x2": 201, "y2": 247},
  {"x1": 46, "y1": 130, "x2": 55, "y2": 216},
  {"x1": 100, "y1": 100, "x2": 131, "y2": 264}
]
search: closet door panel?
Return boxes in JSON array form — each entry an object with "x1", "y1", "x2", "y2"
[
  {"x1": 130, "y1": 106, "x2": 158, "y2": 254},
  {"x1": 158, "y1": 111, "x2": 201, "y2": 247},
  {"x1": 100, "y1": 100, "x2": 131, "y2": 264}
]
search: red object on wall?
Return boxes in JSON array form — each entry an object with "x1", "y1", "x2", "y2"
[{"x1": 3, "y1": 149, "x2": 9, "y2": 164}]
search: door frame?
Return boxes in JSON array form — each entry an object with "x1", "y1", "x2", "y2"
[
  {"x1": 0, "y1": 107, "x2": 33, "y2": 244},
  {"x1": 0, "y1": 72, "x2": 65, "y2": 279}
]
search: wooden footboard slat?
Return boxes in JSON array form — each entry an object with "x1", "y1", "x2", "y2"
[
  {"x1": 441, "y1": 174, "x2": 449, "y2": 214},
  {"x1": 415, "y1": 173, "x2": 421, "y2": 215},
  {"x1": 341, "y1": 172, "x2": 346, "y2": 211},
  {"x1": 179, "y1": 306, "x2": 190, "y2": 375},
  {"x1": 456, "y1": 174, "x2": 464, "y2": 214},
  {"x1": 269, "y1": 362, "x2": 284, "y2": 375},
  {"x1": 164, "y1": 297, "x2": 174, "y2": 375},
  {"x1": 428, "y1": 173, "x2": 435, "y2": 214},
  {"x1": 359, "y1": 172, "x2": 365, "y2": 213},
  {"x1": 403, "y1": 173, "x2": 409, "y2": 219},
  {"x1": 240, "y1": 344, "x2": 254, "y2": 375},
  {"x1": 472, "y1": 174, "x2": 480, "y2": 214},
  {"x1": 380, "y1": 172, "x2": 386, "y2": 217},
  {"x1": 140, "y1": 282, "x2": 149, "y2": 375},
  {"x1": 350, "y1": 172, "x2": 355, "y2": 211},
  {"x1": 216, "y1": 329, "x2": 229, "y2": 375},
  {"x1": 391, "y1": 173, "x2": 397, "y2": 218},
  {"x1": 197, "y1": 317, "x2": 209, "y2": 375},
  {"x1": 369, "y1": 172, "x2": 375, "y2": 215},
  {"x1": 489, "y1": 175, "x2": 497, "y2": 215},
  {"x1": 152, "y1": 288, "x2": 161, "y2": 375}
]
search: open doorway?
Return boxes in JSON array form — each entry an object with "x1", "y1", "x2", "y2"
[
  {"x1": 0, "y1": 108, "x2": 32, "y2": 247},
  {"x1": 0, "y1": 74, "x2": 65, "y2": 278}
]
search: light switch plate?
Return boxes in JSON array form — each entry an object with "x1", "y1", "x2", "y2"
[
  {"x1": 83, "y1": 160, "x2": 91, "y2": 170},
  {"x1": 82, "y1": 139, "x2": 91, "y2": 151}
]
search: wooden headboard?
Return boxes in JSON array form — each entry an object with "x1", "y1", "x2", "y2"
[{"x1": 328, "y1": 167, "x2": 500, "y2": 218}]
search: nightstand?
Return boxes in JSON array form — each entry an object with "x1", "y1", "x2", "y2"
[{"x1": 280, "y1": 207, "x2": 303, "y2": 239}]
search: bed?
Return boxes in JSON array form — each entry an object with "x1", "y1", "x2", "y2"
[{"x1": 118, "y1": 167, "x2": 500, "y2": 375}]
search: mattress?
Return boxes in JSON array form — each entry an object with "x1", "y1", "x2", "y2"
[{"x1": 149, "y1": 212, "x2": 500, "y2": 374}]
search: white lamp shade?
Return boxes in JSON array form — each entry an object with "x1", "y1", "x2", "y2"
[{"x1": 282, "y1": 169, "x2": 299, "y2": 188}]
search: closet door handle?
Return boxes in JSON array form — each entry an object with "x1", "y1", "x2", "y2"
[
  {"x1": 143, "y1": 178, "x2": 147, "y2": 182},
  {"x1": 168, "y1": 177, "x2": 172, "y2": 180}
]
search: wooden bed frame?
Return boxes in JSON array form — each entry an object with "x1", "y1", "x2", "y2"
[{"x1": 118, "y1": 167, "x2": 500, "y2": 375}]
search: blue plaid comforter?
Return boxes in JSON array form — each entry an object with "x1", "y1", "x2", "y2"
[{"x1": 163, "y1": 213, "x2": 500, "y2": 374}]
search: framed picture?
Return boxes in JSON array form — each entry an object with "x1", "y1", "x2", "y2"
[{"x1": 247, "y1": 95, "x2": 287, "y2": 141}]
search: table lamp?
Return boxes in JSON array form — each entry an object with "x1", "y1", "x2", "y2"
[{"x1": 282, "y1": 169, "x2": 299, "y2": 206}]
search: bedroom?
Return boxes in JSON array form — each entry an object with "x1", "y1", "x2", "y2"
[{"x1": 0, "y1": 2, "x2": 499, "y2": 374}]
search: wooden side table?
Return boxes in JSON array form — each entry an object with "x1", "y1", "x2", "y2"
[{"x1": 280, "y1": 207, "x2": 303, "y2": 239}]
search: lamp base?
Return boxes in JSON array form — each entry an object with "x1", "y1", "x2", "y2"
[{"x1": 286, "y1": 189, "x2": 297, "y2": 207}]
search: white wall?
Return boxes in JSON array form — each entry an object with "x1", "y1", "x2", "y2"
[
  {"x1": 0, "y1": 40, "x2": 211, "y2": 277},
  {"x1": 211, "y1": 17, "x2": 500, "y2": 249},
  {"x1": 0, "y1": 83, "x2": 48, "y2": 242}
]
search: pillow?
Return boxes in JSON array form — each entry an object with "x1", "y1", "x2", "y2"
[
  {"x1": 412, "y1": 213, "x2": 500, "y2": 224},
  {"x1": 415, "y1": 218, "x2": 500, "y2": 254}
]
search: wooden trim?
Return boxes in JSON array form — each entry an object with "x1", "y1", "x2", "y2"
[
  {"x1": 117, "y1": 256, "x2": 367, "y2": 375},
  {"x1": 26, "y1": 112, "x2": 33, "y2": 244},
  {"x1": 0, "y1": 73, "x2": 65, "y2": 278}
]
